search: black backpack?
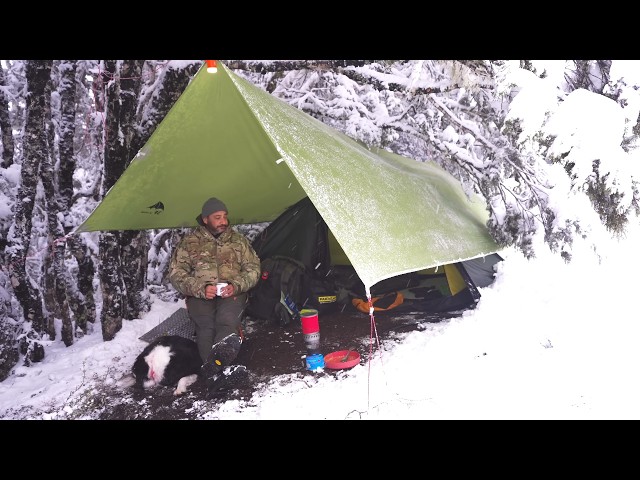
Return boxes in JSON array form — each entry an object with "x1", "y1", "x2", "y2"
[{"x1": 246, "y1": 255, "x2": 310, "y2": 326}]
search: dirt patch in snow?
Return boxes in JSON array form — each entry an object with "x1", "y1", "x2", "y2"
[
  {"x1": 0, "y1": 305, "x2": 458, "y2": 420},
  {"x1": 92, "y1": 305, "x2": 462, "y2": 420}
]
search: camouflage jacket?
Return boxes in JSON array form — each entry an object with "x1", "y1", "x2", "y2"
[{"x1": 168, "y1": 226, "x2": 261, "y2": 299}]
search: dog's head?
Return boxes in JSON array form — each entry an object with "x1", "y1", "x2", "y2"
[
  {"x1": 132, "y1": 341, "x2": 174, "y2": 389},
  {"x1": 132, "y1": 353, "x2": 150, "y2": 389}
]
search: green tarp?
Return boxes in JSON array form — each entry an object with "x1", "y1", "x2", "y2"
[{"x1": 76, "y1": 61, "x2": 500, "y2": 294}]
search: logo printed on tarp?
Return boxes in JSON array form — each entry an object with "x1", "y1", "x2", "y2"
[{"x1": 142, "y1": 201, "x2": 165, "y2": 215}]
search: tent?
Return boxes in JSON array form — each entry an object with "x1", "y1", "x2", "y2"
[
  {"x1": 251, "y1": 196, "x2": 503, "y2": 313},
  {"x1": 76, "y1": 60, "x2": 501, "y2": 297}
]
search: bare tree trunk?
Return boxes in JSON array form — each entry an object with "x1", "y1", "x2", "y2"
[
  {"x1": 0, "y1": 62, "x2": 23, "y2": 378},
  {"x1": 67, "y1": 60, "x2": 99, "y2": 334},
  {"x1": 118, "y1": 60, "x2": 144, "y2": 167},
  {"x1": 121, "y1": 230, "x2": 149, "y2": 319},
  {"x1": 40, "y1": 61, "x2": 73, "y2": 343},
  {"x1": 56, "y1": 60, "x2": 93, "y2": 339},
  {"x1": 99, "y1": 231, "x2": 124, "y2": 340},
  {"x1": 99, "y1": 60, "x2": 124, "y2": 340},
  {"x1": 41, "y1": 60, "x2": 58, "y2": 336},
  {"x1": 0, "y1": 63, "x2": 15, "y2": 169},
  {"x1": 116, "y1": 61, "x2": 150, "y2": 320},
  {"x1": 103, "y1": 60, "x2": 143, "y2": 188},
  {"x1": 58, "y1": 61, "x2": 77, "y2": 212},
  {"x1": 54, "y1": 60, "x2": 79, "y2": 345},
  {"x1": 99, "y1": 60, "x2": 145, "y2": 339},
  {"x1": 41, "y1": 246, "x2": 57, "y2": 340},
  {"x1": 0, "y1": 270, "x2": 20, "y2": 381},
  {"x1": 7, "y1": 60, "x2": 53, "y2": 365},
  {"x1": 67, "y1": 234, "x2": 95, "y2": 335}
]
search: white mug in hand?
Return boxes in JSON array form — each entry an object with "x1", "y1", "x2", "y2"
[{"x1": 216, "y1": 282, "x2": 228, "y2": 296}]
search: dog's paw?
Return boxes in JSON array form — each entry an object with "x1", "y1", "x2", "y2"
[
  {"x1": 143, "y1": 379, "x2": 157, "y2": 389},
  {"x1": 115, "y1": 374, "x2": 136, "y2": 389},
  {"x1": 174, "y1": 374, "x2": 199, "y2": 395}
]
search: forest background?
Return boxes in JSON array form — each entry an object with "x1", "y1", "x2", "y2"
[{"x1": 1, "y1": 59, "x2": 638, "y2": 382}]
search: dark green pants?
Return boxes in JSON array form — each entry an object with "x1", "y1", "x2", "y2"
[{"x1": 186, "y1": 294, "x2": 247, "y2": 364}]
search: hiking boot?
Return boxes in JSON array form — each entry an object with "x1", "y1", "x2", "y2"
[
  {"x1": 200, "y1": 333, "x2": 242, "y2": 381},
  {"x1": 206, "y1": 365, "x2": 250, "y2": 399}
]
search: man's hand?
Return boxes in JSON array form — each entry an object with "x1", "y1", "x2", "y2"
[
  {"x1": 205, "y1": 283, "x2": 235, "y2": 299},
  {"x1": 218, "y1": 283, "x2": 235, "y2": 298},
  {"x1": 204, "y1": 284, "x2": 216, "y2": 299}
]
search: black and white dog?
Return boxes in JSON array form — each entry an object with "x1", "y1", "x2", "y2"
[{"x1": 117, "y1": 335, "x2": 202, "y2": 396}]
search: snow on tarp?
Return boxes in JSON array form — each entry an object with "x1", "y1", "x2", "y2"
[{"x1": 232, "y1": 69, "x2": 499, "y2": 291}]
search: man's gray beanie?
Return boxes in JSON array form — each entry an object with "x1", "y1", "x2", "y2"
[{"x1": 198, "y1": 197, "x2": 228, "y2": 224}]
